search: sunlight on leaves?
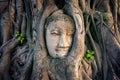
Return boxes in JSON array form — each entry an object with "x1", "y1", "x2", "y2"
[
  {"x1": 83, "y1": 50, "x2": 95, "y2": 62},
  {"x1": 15, "y1": 32, "x2": 27, "y2": 45}
]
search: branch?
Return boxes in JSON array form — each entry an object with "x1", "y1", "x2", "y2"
[{"x1": 0, "y1": 38, "x2": 19, "y2": 76}]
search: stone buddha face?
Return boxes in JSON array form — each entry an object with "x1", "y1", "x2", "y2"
[{"x1": 45, "y1": 13, "x2": 75, "y2": 58}]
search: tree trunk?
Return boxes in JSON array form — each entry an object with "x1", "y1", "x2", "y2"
[{"x1": 0, "y1": 0, "x2": 120, "y2": 80}]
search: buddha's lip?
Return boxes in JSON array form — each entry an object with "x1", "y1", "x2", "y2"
[{"x1": 55, "y1": 48, "x2": 69, "y2": 51}]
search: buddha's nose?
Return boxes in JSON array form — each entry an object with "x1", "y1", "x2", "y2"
[{"x1": 58, "y1": 34, "x2": 69, "y2": 48}]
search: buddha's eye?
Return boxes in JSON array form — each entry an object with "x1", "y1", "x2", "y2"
[
  {"x1": 67, "y1": 31, "x2": 74, "y2": 36},
  {"x1": 51, "y1": 30, "x2": 60, "y2": 36},
  {"x1": 67, "y1": 33, "x2": 72, "y2": 36}
]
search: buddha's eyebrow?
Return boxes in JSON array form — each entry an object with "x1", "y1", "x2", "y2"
[
  {"x1": 67, "y1": 30, "x2": 74, "y2": 35},
  {"x1": 52, "y1": 25, "x2": 61, "y2": 30},
  {"x1": 49, "y1": 26, "x2": 59, "y2": 32},
  {"x1": 67, "y1": 26, "x2": 75, "y2": 32}
]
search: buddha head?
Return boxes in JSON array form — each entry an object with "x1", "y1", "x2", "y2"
[{"x1": 45, "y1": 10, "x2": 75, "y2": 58}]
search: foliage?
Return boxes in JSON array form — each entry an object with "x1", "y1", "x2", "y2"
[
  {"x1": 102, "y1": 13, "x2": 109, "y2": 22},
  {"x1": 15, "y1": 32, "x2": 27, "y2": 45},
  {"x1": 84, "y1": 50, "x2": 95, "y2": 61}
]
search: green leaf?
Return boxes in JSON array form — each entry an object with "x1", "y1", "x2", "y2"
[
  {"x1": 84, "y1": 50, "x2": 95, "y2": 61},
  {"x1": 102, "y1": 13, "x2": 109, "y2": 22},
  {"x1": 87, "y1": 50, "x2": 90, "y2": 53},
  {"x1": 90, "y1": 51, "x2": 95, "y2": 55},
  {"x1": 15, "y1": 33, "x2": 20, "y2": 37},
  {"x1": 86, "y1": 53, "x2": 92, "y2": 58},
  {"x1": 18, "y1": 37, "x2": 21, "y2": 42},
  {"x1": 15, "y1": 33, "x2": 27, "y2": 45},
  {"x1": 22, "y1": 38, "x2": 24, "y2": 40},
  {"x1": 21, "y1": 39, "x2": 23, "y2": 44},
  {"x1": 90, "y1": 56, "x2": 94, "y2": 60},
  {"x1": 20, "y1": 34, "x2": 23, "y2": 37}
]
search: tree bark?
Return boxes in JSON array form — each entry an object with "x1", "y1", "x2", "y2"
[{"x1": 0, "y1": 0, "x2": 120, "y2": 80}]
